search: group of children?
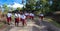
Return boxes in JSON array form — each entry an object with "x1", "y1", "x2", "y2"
[
  {"x1": 6, "y1": 11, "x2": 44, "y2": 26},
  {"x1": 6, "y1": 11, "x2": 35, "y2": 26}
]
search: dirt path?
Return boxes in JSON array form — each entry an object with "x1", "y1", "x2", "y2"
[
  {"x1": 9, "y1": 20, "x2": 33, "y2": 31},
  {"x1": 1, "y1": 17, "x2": 60, "y2": 31},
  {"x1": 4, "y1": 17, "x2": 60, "y2": 31},
  {"x1": 8, "y1": 18, "x2": 47, "y2": 31}
]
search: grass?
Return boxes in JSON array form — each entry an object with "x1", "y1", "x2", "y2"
[
  {"x1": 45, "y1": 18, "x2": 60, "y2": 28},
  {"x1": 51, "y1": 21, "x2": 60, "y2": 28}
]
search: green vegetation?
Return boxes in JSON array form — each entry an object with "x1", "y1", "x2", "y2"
[
  {"x1": 1, "y1": 0, "x2": 60, "y2": 14},
  {"x1": 3, "y1": 4, "x2": 9, "y2": 13},
  {"x1": 51, "y1": 21, "x2": 60, "y2": 28},
  {"x1": 45, "y1": 18, "x2": 60, "y2": 28},
  {"x1": 0, "y1": 0, "x2": 59, "y2": 14},
  {"x1": 23, "y1": 0, "x2": 52, "y2": 14},
  {"x1": 0, "y1": 0, "x2": 60, "y2": 29},
  {"x1": 16, "y1": 7, "x2": 22, "y2": 11}
]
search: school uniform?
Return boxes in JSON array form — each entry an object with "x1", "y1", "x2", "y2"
[
  {"x1": 15, "y1": 13, "x2": 20, "y2": 23},
  {"x1": 29, "y1": 13, "x2": 34, "y2": 20},
  {"x1": 29, "y1": 13, "x2": 32, "y2": 19},
  {"x1": 18, "y1": 14, "x2": 21, "y2": 21},
  {"x1": 20, "y1": 14, "x2": 26, "y2": 26},
  {"x1": 7, "y1": 13, "x2": 12, "y2": 23},
  {"x1": 39, "y1": 14, "x2": 44, "y2": 19},
  {"x1": 31, "y1": 14, "x2": 34, "y2": 20},
  {"x1": 25, "y1": 13, "x2": 29, "y2": 19}
]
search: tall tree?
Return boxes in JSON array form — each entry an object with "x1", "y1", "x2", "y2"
[
  {"x1": 51, "y1": 0, "x2": 60, "y2": 11},
  {"x1": 25, "y1": 0, "x2": 53, "y2": 14},
  {"x1": 26, "y1": 0, "x2": 36, "y2": 10},
  {"x1": 3, "y1": 4, "x2": 9, "y2": 13}
]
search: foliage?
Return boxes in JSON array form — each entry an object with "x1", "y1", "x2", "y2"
[
  {"x1": 50, "y1": 0, "x2": 60, "y2": 11},
  {"x1": 25, "y1": 0, "x2": 60, "y2": 14},
  {"x1": 46, "y1": 17, "x2": 60, "y2": 28},
  {"x1": 26, "y1": 0, "x2": 36, "y2": 10},
  {"x1": 16, "y1": 7, "x2": 21, "y2": 11},
  {"x1": 25, "y1": 0, "x2": 52, "y2": 14},
  {"x1": 3, "y1": 4, "x2": 9, "y2": 13}
]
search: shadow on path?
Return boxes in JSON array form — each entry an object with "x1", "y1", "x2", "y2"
[{"x1": 34, "y1": 19, "x2": 60, "y2": 31}]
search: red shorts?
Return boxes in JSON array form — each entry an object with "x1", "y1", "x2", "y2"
[
  {"x1": 7, "y1": 17, "x2": 11, "y2": 22},
  {"x1": 29, "y1": 16, "x2": 31, "y2": 18},
  {"x1": 25, "y1": 15, "x2": 29, "y2": 19},
  {"x1": 20, "y1": 18, "x2": 26, "y2": 25},
  {"x1": 15, "y1": 18, "x2": 19, "y2": 23},
  {"x1": 30, "y1": 16, "x2": 34, "y2": 19},
  {"x1": 32, "y1": 16, "x2": 34, "y2": 19},
  {"x1": 20, "y1": 18, "x2": 25, "y2": 21},
  {"x1": 39, "y1": 16, "x2": 43, "y2": 19},
  {"x1": 30, "y1": 16, "x2": 34, "y2": 18},
  {"x1": 20, "y1": 18, "x2": 26, "y2": 23}
]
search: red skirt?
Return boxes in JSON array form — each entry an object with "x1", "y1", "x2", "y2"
[
  {"x1": 20, "y1": 18, "x2": 26, "y2": 25},
  {"x1": 20, "y1": 18, "x2": 26, "y2": 23},
  {"x1": 25, "y1": 15, "x2": 29, "y2": 19},
  {"x1": 15, "y1": 18, "x2": 19, "y2": 23},
  {"x1": 20, "y1": 18, "x2": 25, "y2": 21},
  {"x1": 29, "y1": 16, "x2": 31, "y2": 19},
  {"x1": 30, "y1": 16, "x2": 34, "y2": 19},
  {"x1": 39, "y1": 16, "x2": 44, "y2": 19},
  {"x1": 7, "y1": 17, "x2": 11, "y2": 22},
  {"x1": 32, "y1": 16, "x2": 34, "y2": 19}
]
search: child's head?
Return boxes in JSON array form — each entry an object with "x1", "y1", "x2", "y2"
[
  {"x1": 15, "y1": 12, "x2": 18, "y2": 14},
  {"x1": 20, "y1": 12, "x2": 23, "y2": 15}
]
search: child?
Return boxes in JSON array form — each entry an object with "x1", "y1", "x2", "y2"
[
  {"x1": 15, "y1": 12, "x2": 20, "y2": 26},
  {"x1": 7, "y1": 12, "x2": 12, "y2": 25},
  {"x1": 20, "y1": 12, "x2": 27, "y2": 26},
  {"x1": 39, "y1": 13, "x2": 44, "y2": 21},
  {"x1": 29, "y1": 13, "x2": 34, "y2": 20},
  {"x1": 24, "y1": 12, "x2": 29, "y2": 19}
]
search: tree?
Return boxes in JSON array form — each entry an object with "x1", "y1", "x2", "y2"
[
  {"x1": 25, "y1": 0, "x2": 54, "y2": 14},
  {"x1": 16, "y1": 7, "x2": 21, "y2": 10},
  {"x1": 3, "y1": 4, "x2": 9, "y2": 13},
  {"x1": 50, "y1": 0, "x2": 60, "y2": 11},
  {"x1": 26, "y1": 0, "x2": 36, "y2": 10},
  {"x1": 35, "y1": 0, "x2": 50, "y2": 14}
]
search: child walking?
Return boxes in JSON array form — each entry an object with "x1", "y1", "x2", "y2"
[
  {"x1": 20, "y1": 12, "x2": 27, "y2": 26},
  {"x1": 7, "y1": 12, "x2": 12, "y2": 25},
  {"x1": 14, "y1": 12, "x2": 20, "y2": 26},
  {"x1": 39, "y1": 13, "x2": 44, "y2": 21},
  {"x1": 29, "y1": 13, "x2": 34, "y2": 20}
]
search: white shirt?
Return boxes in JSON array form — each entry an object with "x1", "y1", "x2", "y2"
[
  {"x1": 7, "y1": 13, "x2": 12, "y2": 17},
  {"x1": 30, "y1": 13, "x2": 34, "y2": 16},
  {"x1": 18, "y1": 14, "x2": 21, "y2": 18},
  {"x1": 20, "y1": 14, "x2": 26, "y2": 19},
  {"x1": 15, "y1": 13, "x2": 18, "y2": 18},
  {"x1": 25, "y1": 13, "x2": 29, "y2": 16},
  {"x1": 39, "y1": 14, "x2": 44, "y2": 16},
  {"x1": 31, "y1": 14, "x2": 34, "y2": 16}
]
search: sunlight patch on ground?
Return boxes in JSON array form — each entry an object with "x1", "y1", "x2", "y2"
[{"x1": 18, "y1": 29, "x2": 28, "y2": 31}]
